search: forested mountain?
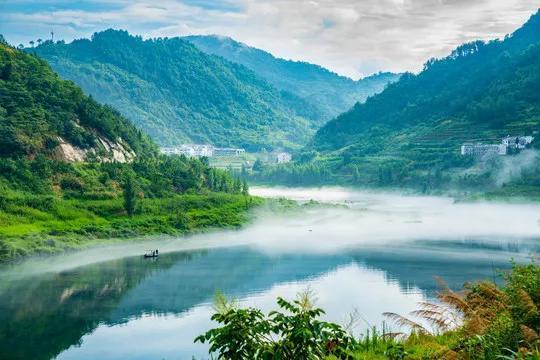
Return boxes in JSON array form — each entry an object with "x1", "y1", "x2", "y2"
[
  {"x1": 0, "y1": 36, "x2": 154, "y2": 160},
  {"x1": 30, "y1": 30, "x2": 323, "y2": 151},
  {"x1": 0, "y1": 39, "x2": 256, "y2": 259},
  {"x1": 185, "y1": 35, "x2": 400, "y2": 120},
  {"x1": 289, "y1": 10, "x2": 540, "y2": 190}
]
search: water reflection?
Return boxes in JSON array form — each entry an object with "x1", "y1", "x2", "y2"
[{"x1": 0, "y1": 240, "x2": 531, "y2": 360}]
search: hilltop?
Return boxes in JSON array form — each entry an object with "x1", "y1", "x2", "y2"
[
  {"x1": 31, "y1": 30, "x2": 324, "y2": 151},
  {"x1": 273, "y1": 10, "x2": 540, "y2": 193},
  {"x1": 0, "y1": 40, "x2": 259, "y2": 260},
  {"x1": 0, "y1": 37, "x2": 154, "y2": 162},
  {"x1": 185, "y1": 35, "x2": 400, "y2": 120}
]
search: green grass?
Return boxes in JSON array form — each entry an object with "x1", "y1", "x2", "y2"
[{"x1": 0, "y1": 193, "x2": 263, "y2": 261}]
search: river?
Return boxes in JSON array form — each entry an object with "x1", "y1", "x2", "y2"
[{"x1": 0, "y1": 187, "x2": 539, "y2": 360}]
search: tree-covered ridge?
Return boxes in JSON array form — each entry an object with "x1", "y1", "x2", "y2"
[
  {"x1": 0, "y1": 40, "x2": 258, "y2": 260},
  {"x1": 295, "y1": 10, "x2": 540, "y2": 189},
  {"x1": 0, "y1": 38, "x2": 155, "y2": 159},
  {"x1": 312, "y1": 10, "x2": 540, "y2": 151},
  {"x1": 185, "y1": 34, "x2": 400, "y2": 121},
  {"x1": 31, "y1": 29, "x2": 321, "y2": 151}
]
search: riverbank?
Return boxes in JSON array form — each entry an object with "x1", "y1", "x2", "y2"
[{"x1": 0, "y1": 193, "x2": 263, "y2": 261}]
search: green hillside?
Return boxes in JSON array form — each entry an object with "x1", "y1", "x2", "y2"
[
  {"x1": 30, "y1": 30, "x2": 321, "y2": 151},
  {"x1": 185, "y1": 35, "x2": 400, "y2": 120},
  {"x1": 271, "y1": 10, "x2": 540, "y2": 193},
  {"x1": 0, "y1": 39, "x2": 259, "y2": 260},
  {"x1": 0, "y1": 37, "x2": 154, "y2": 159}
]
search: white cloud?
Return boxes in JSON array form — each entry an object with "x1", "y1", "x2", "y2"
[{"x1": 0, "y1": 0, "x2": 538, "y2": 79}]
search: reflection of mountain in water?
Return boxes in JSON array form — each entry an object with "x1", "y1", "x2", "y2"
[
  {"x1": 0, "y1": 253, "x2": 187, "y2": 360},
  {"x1": 110, "y1": 248, "x2": 348, "y2": 322},
  {"x1": 0, "y1": 239, "x2": 528, "y2": 360}
]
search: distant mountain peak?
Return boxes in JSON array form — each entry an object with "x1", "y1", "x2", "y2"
[{"x1": 184, "y1": 34, "x2": 400, "y2": 120}]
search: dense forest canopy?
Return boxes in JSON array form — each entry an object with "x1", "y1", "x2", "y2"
[
  {"x1": 275, "y1": 10, "x2": 540, "y2": 191},
  {"x1": 0, "y1": 40, "x2": 255, "y2": 260},
  {"x1": 30, "y1": 30, "x2": 323, "y2": 151},
  {"x1": 185, "y1": 35, "x2": 400, "y2": 121},
  {"x1": 311, "y1": 10, "x2": 540, "y2": 152},
  {"x1": 0, "y1": 37, "x2": 155, "y2": 159}
]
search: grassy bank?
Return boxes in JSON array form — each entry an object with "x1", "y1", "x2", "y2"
[{"x1": 0, "y1": 192, "x2": 262, "y2": 261}]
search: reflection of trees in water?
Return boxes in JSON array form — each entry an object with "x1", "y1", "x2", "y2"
[
  {"x1": 0, "y1": 252, "x2": 193, "y2": 360},
  {"x1": 0, "y1": 241, "x2": 523, "y2": 360},
  {"x1": 349, "y1": 243, "x2": 519, "y2": 297}
]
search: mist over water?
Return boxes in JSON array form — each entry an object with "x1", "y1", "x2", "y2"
[
  {"x1": 1, "y1": 186, "x2": 539, "y2": 359},
  {"x1": 4, "y1": 186, "x2": 539, "y2": 279},
  {"x1": 249, "y1": 186, "x2": 540, "y2": 254}
]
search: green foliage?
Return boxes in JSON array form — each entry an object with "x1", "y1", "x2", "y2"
[
  {"x1": 195, "y1": 289, "x2": 358, "y2": 359},
  {"x1": 122, "y1": 174, "x2": 137, "y2": 217},
  {"x1": 290, "y1": 11, "x2": 540, "y2": 190},
  {"x1": 185, "y1": 35, "x2": 400, "y2": 121},
  {"x1": 31, "y1": 29, "x2": 321, "y2": 150},
  {"x1": 0, "y1": 41, "x2": 261, "y2": 260},
  {"x1": 195, "y1": 264, "x2": 540, "y2": 360},
  {"x1": 0, "y1": 40, "x2": 155, "y2": 158}
]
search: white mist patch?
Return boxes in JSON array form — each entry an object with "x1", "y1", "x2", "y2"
[
  {"x1": 248, "y1": 187, "x2": 540, "y2": 254},
  {"x1": 494, "y1": 149, "x2": 540, "y2": 186},
  {"x1": 3, "y1": 187, "x2": 539, "y2": 278}
]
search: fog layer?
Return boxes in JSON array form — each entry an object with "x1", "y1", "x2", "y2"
[
  {"x1": 3, "y1": 187, "x2": 538, "y2": 277},
  {"x1": 248, "y1": 186, "x2": 540, "y2": 253}
]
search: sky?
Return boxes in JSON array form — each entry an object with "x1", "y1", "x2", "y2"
[{"x1": 0, "y1": 0, "x2": 538, "y2": 79}]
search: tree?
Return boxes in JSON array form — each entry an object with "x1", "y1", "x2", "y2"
[
  {"x1": 233, "y1": 177, "x2": 242, "y2": 193},
  {"x1": 252, "y1": 159, "x2": 264, "y2": 172},
  {"x1": 196, "y1": 290, "x2": 357, "y2": 359},
  {"x1": 29, "y1": 40, "x2": 35, "y2": 48},
  {"x1": 37, "y1": 38, "x2": 42, "y2": 46},
  {"x1": 123, "y1": 174, "x2": 137, "y2": 217},
  {"x1": 241, "y1": 179, "x2": 249, "y2": 196},
  {"x1": 352, "y1": 165, "x2": 360, "y2": 183}
]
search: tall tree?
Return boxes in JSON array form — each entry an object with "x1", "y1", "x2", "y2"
[{"x1": 123, "y1": 174, "x2": 137, "y2": 217}]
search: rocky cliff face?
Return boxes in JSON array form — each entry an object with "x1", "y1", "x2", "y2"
[{"x1": 52, "y1": 136, "x2": 136, "y2": 163}]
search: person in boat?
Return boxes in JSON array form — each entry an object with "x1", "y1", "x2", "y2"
[{"x1": 155, "y1": 249, "x2": 159, "y2": 256}]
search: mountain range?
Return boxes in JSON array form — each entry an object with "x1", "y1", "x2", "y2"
[
  {"x1": 296, "y1": 10, "x2": 540, "y2": 189},
  {"x1": 31, "y1": 30, "x2": 397, "y2": 151},
  {"x1": 184, "y1": 35, "x2": 400, "y2": 120}
]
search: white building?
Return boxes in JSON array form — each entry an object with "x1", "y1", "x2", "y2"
[
  {"x1": 461, "y1": 135, "x2": 535, "y2": 157},
  {"x1": 160, "y1": 144, "x2": 214, "y2": 157},
  {"x1": 275, "y1": 152, "x2": 292, "y2": 163},
  {"x1": 460, "y1": 143, "x2": 507, "y2": 156},
  {"x1": 502, "y1": 136, "x2": 534, "y2": 150},
  {"x1": 160, "y1": 144, "x2": 245, "y2": 158},
  {"x1": 213, "y1": 147, "x2": 246, "y2": 156}
]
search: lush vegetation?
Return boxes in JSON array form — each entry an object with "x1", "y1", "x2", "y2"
[
  {"x1": 267, "y1": 11, "x2": 540, "y2": 194},
  {"x1": 0, "y1": 37, "x2": 154, "y2": 158},
  {"x1": 30, "y1": 30, "x2": 322, "y2": 150},
  {"x1": 0, "y1": 155, "x2": 259, "y2": 261},
  {"x1": 185, "y1": 35, "x2": 400, "y2": 121},
  {"x1": 0, "y1": 40, "x2": 260, "y2": 261},
  {"x1": 197, "y1": 262, "x2": 540, "y2": 359}
]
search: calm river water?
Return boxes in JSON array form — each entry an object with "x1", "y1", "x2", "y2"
[{"x1": 1, "y1": 187, "x2": 539, "y2": 360}]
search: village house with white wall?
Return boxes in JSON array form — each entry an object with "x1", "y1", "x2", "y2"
[
  {"x1": 160, "y1": 144, "x2": 245, "y2": 158},
  {"x1": 461, "y1": 135, "x2": 534, "y2": 157}
]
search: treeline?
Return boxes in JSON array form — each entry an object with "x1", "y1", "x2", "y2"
[
  {"x1": 0, "y1": 155, "x2": 247, "y2": 200},
  {"x1": 249, "y1": 161, "x2": 332, "y2": 186}
]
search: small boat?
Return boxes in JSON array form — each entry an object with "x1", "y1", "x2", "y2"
[{"x1": 143, "y1": 250, "x2": 159, "y2": 258}]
